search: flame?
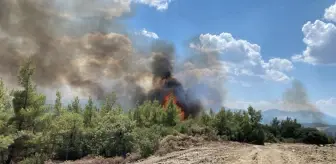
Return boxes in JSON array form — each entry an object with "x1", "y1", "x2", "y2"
[{"x1": 163, "y1": 92, "x2": 185, "y2": 121}]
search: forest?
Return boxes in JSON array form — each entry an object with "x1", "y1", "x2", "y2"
[{"x1": 0, "y1": 61, "x2": 335, "y2": 164}]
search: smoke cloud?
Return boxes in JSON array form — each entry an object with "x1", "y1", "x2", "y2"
[
  {"x1": 0, "y1": 0, "x2": 227, "y2": 115},
  {"x1": 0, "y1": 0, "x2": 138, "y2": 100},
  {"x1": 282, "y1": 80, "x2": 323, "y2": 123}
]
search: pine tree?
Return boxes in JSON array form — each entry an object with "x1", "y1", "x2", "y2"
[
  {"x1": 11, "y1": 60, "x2": 46, "y2": 131},
  {"x1": 7, "y1": 60, "x2": 47, "y2": 163},
  {"x1": 101, "y1": 92, "x2": 117, "y2": 114},
  {"x1": 209, "y1": 108, "x2": 214, "y2": 118},
  {"x1": 71, "y1": 96, "x2": 81, "y2": 113},
  {"x1": 54, "y1": 91, "x2": 62, "y2": 116},
  {"x1": 0, "y1": 80, "x2": 15, "y2": 163},
  {"x1": 84, "y1": 97, "x2": 94, "y2": 127},
  {"x1": 164, "y1": 95, "x2": 180, "y2": 126}
]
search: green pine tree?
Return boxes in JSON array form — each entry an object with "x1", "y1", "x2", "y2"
[
  {"x1": 164, "y1": 95, "x2": 180, "y2": 126},
  {"x1": 83, "y1": 97, "x2": 94, "y2": 127},
  {"x1": 54, "y1": 91, "x2": 62, "y2": 116}
]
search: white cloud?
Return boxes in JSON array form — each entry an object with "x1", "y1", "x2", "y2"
[
  {"x1": 324, "y1": 2, "x2": 336, "y2": 23},
  {"x1": 190, "y1": 32, "x2": 293, "y2": 83},
  {"x1": 264, "y1": 69, "x2": 291, "y2": 82},
  {"x1": 264, "y1": 58, "x2": 293, "y2": 72},
  {"x1": 316, "y1": 97, "x2": 336, "y2": 106},
  {"x1": 292, "y1": 20, "x2": 336, "y2": 65},
  {"x1": 316, "y1": 97, "x2": 336, "y2": 117},
  {"x1": 139, "y1": 28, "x2": 159, "y2": 39},
  {"x1": 134, "y1": 0, "x2": 173, "y2": 11}
]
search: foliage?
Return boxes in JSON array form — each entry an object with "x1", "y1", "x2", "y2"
[
  {"x1": 0, "y1": 61, "x2": 334, "y2": 163},
  {"x1": 133, "y1": 126, "x2": 160, "y2": 158}
]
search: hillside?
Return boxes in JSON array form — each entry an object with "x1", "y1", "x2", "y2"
[{"x1": 261, "y1": 109, "x2": 336, "y2": 125}]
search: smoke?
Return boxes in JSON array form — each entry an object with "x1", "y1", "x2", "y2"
[
  {"x1": 282, "y1": 80, "x2": 323, "y2": 123},
  {"x1": 143, "y1": 42, "x2": 203, "y2": 117},
  {"x1": 0, "y1": 0, "x2": 227, "y2": 115},
  {"x1": 0, "y1": 0, "x2": 138, "y2": 100},
  {"x1": 173, "y1": 37, "x2": 227, "y2": 111}
]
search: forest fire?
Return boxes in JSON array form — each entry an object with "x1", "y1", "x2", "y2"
[
  {"x1": 146, "y1": 47, "x2": 202, "y2": 120},
  {"x1": 163, "y1": 92, "x2": 185, "y2": 120}
]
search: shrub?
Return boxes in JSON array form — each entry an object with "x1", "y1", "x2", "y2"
[
  {"x1": 264, "y1": 132, "x2": 279, "y2": 143},
  {"x1": 134, "y1": 127, "x2": 161, "y2": 158},
  {"x1": 90, "y1": 113, "x2": 136, "y2": 157},
  {"x1": 301, "y1": 130, "x2": 330, "y2": 145},
  {"x1": 328, "y1": 136, "x2": 335, "y2": 144},
  {"x1": 249, "y1": 127, "x2": 265, "y2": 145},
  {"x1": 18, "y1": 153, "x2": 49, "y2": 164}
]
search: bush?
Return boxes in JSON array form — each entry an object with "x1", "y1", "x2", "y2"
[
  {"x1": 301, "y1": 130, "x2": 330, "y2": 145},
  {"x1": 18, "y1": 153, "x2": 49, "y2": 164},
  {"x1": 90, "y1": 113, "x2": 136, "y2": 157},
  {"x1": 134, "y1": 127, "x2": 160, "y2": 158},
  {"x1": 264, "y1": 132, "x2": 279, "y2": 143},
  {"x1": 328, "y1": 136, "x2": 335, "y2": 144},
  {"x1": 249, "y1": 127, "x2": 265, "y2": 145}
]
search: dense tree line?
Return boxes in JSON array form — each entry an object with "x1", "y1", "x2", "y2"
[{"x1": 0, "y1": 61, "x2": 334, "y2": 163}]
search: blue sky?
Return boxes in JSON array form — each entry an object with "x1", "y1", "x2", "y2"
[{"x1": 124, "y1": 0, "x2": 336, "y2": 116}]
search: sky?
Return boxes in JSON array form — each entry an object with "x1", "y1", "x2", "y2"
[
  {"x1": 124, "y1": 0, "x2": 336, "y2": 116},
  {"x1": 2, "y1": 0, "x2": 336, "y2": 117}
]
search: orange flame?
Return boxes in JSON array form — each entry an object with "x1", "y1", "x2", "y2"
[{"x1": 163, "y1": 92, "x2": 185, "y2": 121}]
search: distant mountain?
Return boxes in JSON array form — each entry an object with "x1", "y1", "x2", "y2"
[
  {"x1": 224, "y1": 108, "x2": 336, "y2": 137},
  {"x1": 261, "y1": 109, "x2": 336, "y2": 125}
]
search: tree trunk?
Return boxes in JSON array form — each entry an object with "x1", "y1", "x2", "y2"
[{"x1": 5, "y1": 145, "x2": 13, "y2": 164}]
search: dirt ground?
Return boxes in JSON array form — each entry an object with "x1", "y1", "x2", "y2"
[
  {"x1": 134, "y1": 142, "x2": 336, "y2": 164},
  {"x1": 51, "y1": 135, "x2": 336, "y2": 164}
]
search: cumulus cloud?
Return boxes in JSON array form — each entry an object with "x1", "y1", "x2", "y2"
[
  {"x1": 134, "y1": 0, "x2": 173, "y2": 11},
  {"x1": 190, "y1": 33, "x2": 293, "y2": 83},
  {"x1": 138, "y1": 28, "x2": 159, "y2": 39},
  {"x1": 324, "y1": 2, "x2": 336, "y2": 23},
  {"x1": 265, "y1": 58, "x2": 294, "y2": 72},
  {"x1": 292, "y1": 20, "x2": 336, "y2": 65},
  {"x1": 293, "y1": 2, "x2": 336, "y2": 65}
]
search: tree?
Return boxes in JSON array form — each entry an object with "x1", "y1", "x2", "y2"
[
  {"x1": 51, "y1": 111, "x2": 84, "y2": 160},
  {"x1": 200, "y1": 110, "x2": 212, "y2": 126},
  {"x1": 209, "y1": 108, "x2": 214, "y2": 118},
  {"x1": 7, "y1": 60, "x2": 47, "y2": 163},
  {"x1": 54, "y1": 91, "x2": 62, "y2": 116},
  {"x1": 280, "y1": 117, "x2": 301, "y2": 139},
  {"x1": 91, "y1": 113, "x2": 135, "y2": 157},
  {"x1": 247, "y1": 106, "x2": 262, "y2": 127},
  {"x1": 71, "y1": 97, "x2": 81, "y2": 113},
  {"x1": 83, "y1": 97, "x2": 94, "y2": 127},
  {"x1": 213, "y1": 108, "x2": 230, "y2": 137},
  {"x1": 0, "y1": 80, "x2": 15, "y2": 163},
  {"x1": 163, "y1": 95, "x2": 180, "y2": 126},
  {"x1": 101, "y1": 92, "x2": 117, "y2": 114}
]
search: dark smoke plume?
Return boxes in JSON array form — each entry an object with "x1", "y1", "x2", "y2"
[
  {"x1": 282, "y1": 80, "x2": 323, "y2": 123},
  {"x1": 144, "y1": 41, "x2": 203, "y2": 118}
]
